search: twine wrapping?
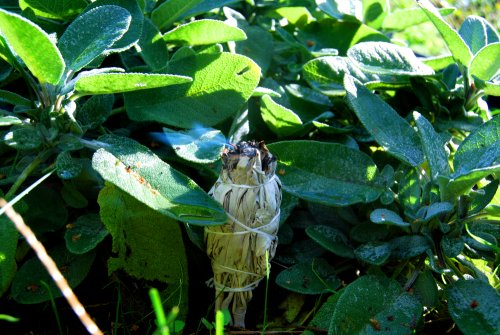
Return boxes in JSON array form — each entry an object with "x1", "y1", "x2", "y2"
[{"x1": 205, "y1": 141, "x2": 282, "y2": 328}]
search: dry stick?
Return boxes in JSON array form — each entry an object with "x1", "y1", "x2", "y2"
[{"x1": 0, "y1": 198, "x2": 103, "y2": 335}]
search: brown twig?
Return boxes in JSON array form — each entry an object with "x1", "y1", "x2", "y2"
[{"x1": 0, "y1": 198, "x2": 103, "y2": 335}]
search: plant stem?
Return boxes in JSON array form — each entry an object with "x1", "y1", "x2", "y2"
[
  {"x1": 4, "y1": 149, "x2": 54, "y2": 200},
  {"x1": 261, "y1": 251, "x2": 270, "y2": 335}
]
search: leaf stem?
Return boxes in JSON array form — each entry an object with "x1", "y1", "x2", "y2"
[{"x1": 4, "y1": 149, "x2": 54, "y2": 200}]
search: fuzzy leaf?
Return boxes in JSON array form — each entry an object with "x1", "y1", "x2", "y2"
[
  {"x1": 453, "y1": 115, "x2": 500, "y2": 178},
  {"x1": 458, "y1": 15, "x2": 500, "y2": 55},
  {"x1": 332, "y1": 275, "x2": 422, "y2": 334},
  {"x1": 98, "y1": 185, "x2": 188, "y2": 284},
  {"x1": 152, "y1": 127, "x2": 226, "y2": 164},
  {"x1": 0, "y1": 217, "x2": 17, "y2": 296},
  {"x1": 303, "y1": 56, "x2": 379, "y2": 96},
  {"x1": 58, "y1": 5, "x2": 131, "y2": 72},
  {"x1": 124, "y1": 52, "x2": 260, "y2": 128},
  {"x1": 75, "y1": 73, "x2": 192, "y2": 95},
  {"x1": 469, "y1": 43, "x2": 500, "y2": 81},
  {"x1": 151, "y1": 0, "x2": 202, "y2": 29},
  {"x1": 3, "y1": 126, "x2": 41, "y2": 150},
  {"x1": 306, "y1": 225, "x2": 354, "y2": 258},
  {"x1": 370, "y1": 208, "x2": 409, "y2": 227},
  {"x1": 76, "y1": 94, "x2": 114, "y2": 131},
  {"x1": 138, "y1": 18, "x2": 168, "y2": 71},
  {"x1": 344, "y1": 75, "x2": 424, "y2": 166},
  {"x1": 261, "y1": 95, "x2": 303, "y2": 137},
  {"x1": 446, "y1": 280, "x2": 500, "y2": 335},
  {"x1": 382, "y1": 6, "x2": 454, "y2": 30},
  {"x1": 275, "y1": 258, "x2": 341, "y2": 294},
  {"x1": 56, "y1": 151, "x2": 83, "y2": 180},
  {"x1": 389, "y1": 235, "x2": 432, "y2": 259},
  {"x1": 163, "y1": 19, "x2": 246, "y2": 46},
  {"x1": 98, "y1": 185, "x2": 189, "y2": 315},
  {"x1": 91, "y1": 135, "x2": 226, "y2": 225},
  {"x1": 414, "y1": 112, "x2": 450, "y2": 180},
  {"x1": 64, "y1": 214, "x2": 108, "y2": 254},
  {"x1": 0, "y1": 8, "x2": 64, "y2": 84},
  {"x1": 354, "y1": 242, "x2": 391, "y2": 265},
  {"x1": 19, "y1": 0, "x2": 87, "y2": 20},
  {"x1": 418, "y1": 0, "x2": 472, "y2": 67},
  {"x1": 347, "y1": 42, "x2": 434, "y2": 76},
  {"x1": 268, "y1": 141, "x2": 385, "y2": 206},
  {"x1": 11, "y1": 245, "x2": 95, "y2": 304},
  {"x1": 469, "y1": 180, "x2": 499, "y2": 215},
  {"x1": 83, "y1": 0, "x2": 143, "y2": 52}
]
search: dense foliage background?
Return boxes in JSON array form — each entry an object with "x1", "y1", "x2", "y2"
[{"x1": 0, "y1": 0, "x2": 498, "y2": 334}]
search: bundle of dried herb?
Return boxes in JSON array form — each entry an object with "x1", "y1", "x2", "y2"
[{"x1": 205, "y1": 141, "x2": 282, "y2": 328}]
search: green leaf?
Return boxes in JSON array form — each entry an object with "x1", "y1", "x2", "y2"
[
  {"x1": 11, "y1": 244, "x2": 95, "y2": 304},
  {"x1": 0, "y1": 115, "x2": 22, "y2": 126},
  {"x1": 414, "y1": 112, "x2": 450, "y2": 180},
  {"x1": 3, "y1": 126, "x2": 42, "y2": 150},
  {"x1": 298, "y1": 18, "x2": 390, "y2": 55},
  {"x1": 453, "y1": 115, "x2": 500, "y2": 178},
  {"x1": 261, "y1": 94, "x2": 303, "y2": 137},
  {"x1": 458, "y1": 15, "x2": 500, "y2": 55},
  {"x1": 163, "y1": 19, "x2": 246, "y2": 46},
  {"x1": 309, "y1": 292, "x2": 343, "y2": 329},
  {"x1": 151, "y1": 0, "x2": 202, "y2": 30},
  {"x1": 470, "y1": 43, "x2": 500, "y2": 81},
  {"x1": 58, "y1": 5, "x2": 131, "y2": 72},
  {"x1": 98, "y1": 184, "x2": 188, "y2": 313},
  {"x1": 344, "y1": 75, "x2": 424, "y2": 166},
  {"x1": 267, "y1": 141, "x2": 385, "y2": 206},
  {"x1": 124, "y1": 52, "x2": 260, "y2": 128},
  {"x1": 154, "y1": 127, "x2": 226, "y2": 164},
  {"x1": 306, "y1": 225, "x2": 355, "y2": 258},
  {"x1": 0, "y1": 217, "x2": 17, "y2": 296},
  {"x1": 417, "y1": 0, "x2": 472, "y2": 67},
  {"x1": 354, "y1": 241, "x2": 391, "y2": 265},
  {"x1": 83, "y1": 0, "x2": 143, "y2": 53},
  {"x1": 75, "y1": 73, "x2": 192, "y2": 95},
  {"x1": 347, "y1": 42, "x2": 434, "y2": 76},
  {"x1": 446, "y1": 280, "x2": 500, "y2": 335},
  {"x1": 418, "y1": 202, "x2": 454, "y2": 222},
  {"x1": 275, "y1": 258, "x2": 341, "y2": 294},
  {"x1": 61, "y1": 182, "x2": 88, "y2": 209},
  {"x1": 389, "y1": 235, "x2": 432, "y2": 259},
  {"x1": 56, "y1": 151, "x2": 83, "y2": 180},
  {"x1": 362, "y1": 0, "x2": 388, "y2": 29},
  {"x1": 231, "y1": 19, "x2": 273, "y2": 74},
  {"x1": 370, "y1": 208, "x2": 410, "y2": 227},
  {"x1": 76, "y1": 94, "x2": 114, "y2": 131},
  {"x1": 317, "y1": 0, "x2": 363, "y2": 21},
  {"x1": 413, "y1": 270, "x2": 438, "y2": 307},
  {"x1": 181, "y1": 0, "x2": 239, "y2": 20},
  {"x1": 23, "y1": 186, "x2": 68, "y2": 233},
  {"x1": 138, "y1": 18, "x2": 168, "y2": 71},
  {"x1": 303, "y1": 56, "x2": 379, "y2": 96},
  {"x1": 331, "y1": 275, "x2": 422, "y2": 334},
  {"x1": 441, "y1": 235, "x2": 464, "y2": 258},
  {"x1": 469, "y1": 179, "x2": 499, "y2": 215},
  {"x1": 350, "y1": 223, "x2": 389, "y2": 243},
  {"x1": 423, "y1": 54, "x2": 455, "y2": 71},
  {"x1": 0, "y1": 8, "x2": 64, "y2": 84},
  {"x1": 19, "y1": 0, "x2": 87, "y2": 20},
  {"x1": 0, "y1": 89, "x2": 31, "y2": 106},
  {"x1": 64, "y1": 214, "x2": 108, "y2": 254},
  {"x1": 91, "y1": 135, "x2": 226, "y2": 225},
  {"x1": 382, "y1": 7, "x2": 455, "y2": 31}
]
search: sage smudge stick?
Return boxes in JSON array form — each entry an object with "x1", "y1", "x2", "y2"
[{"x1": 205, "y1": 141, "x2": 282, "y2": 328}]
